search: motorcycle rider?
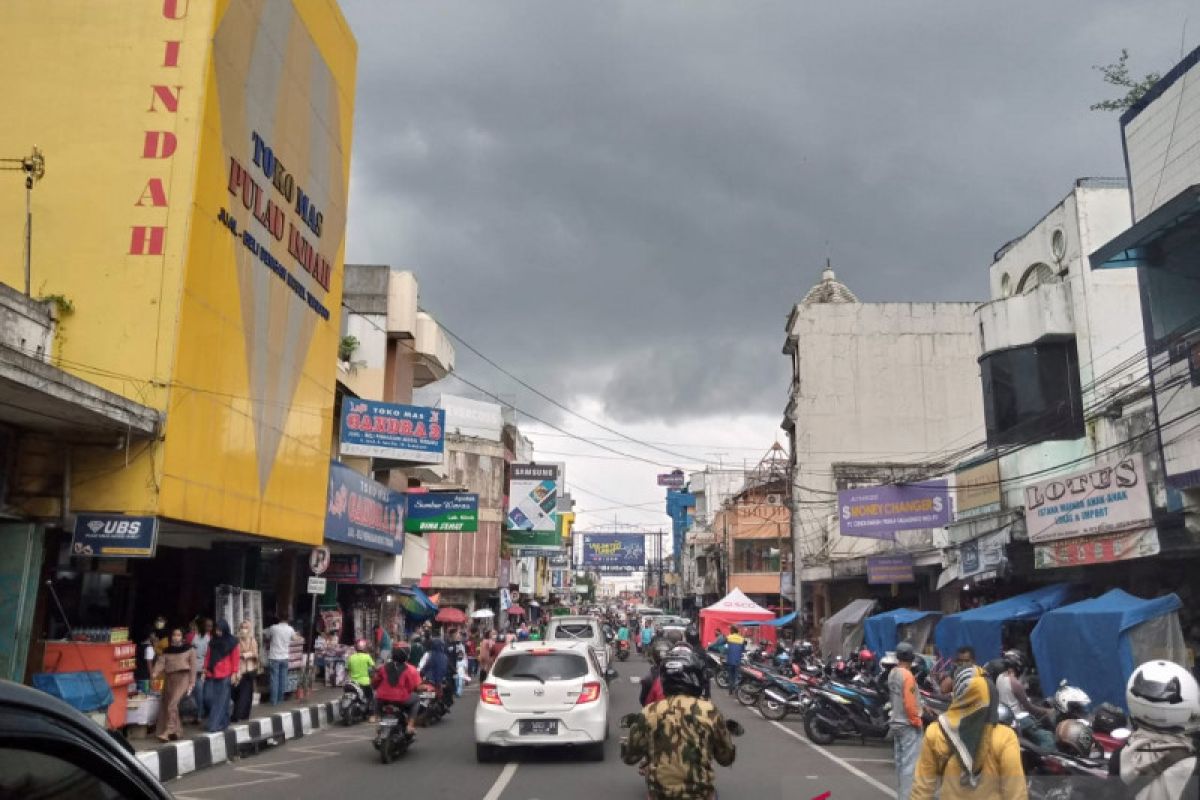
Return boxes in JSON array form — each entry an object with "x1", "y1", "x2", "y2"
[
  {"x1": 1110, "y1": 659, "x2": 1199, "y2": 800},
  {"x1": 685, "y1": 622, "x2": 701, "y2": 650},
  {"x1": 888, "y1": 642, "x2": 924, "y2": 800},
  {"x1": 622, "y1": 646, "x2": 736, "y2": 800},
  {"x1": 723, "y1": 626, "x2": 746, "y2": 696},
  {"x1": 994, "y1": 650, "x2": 1055, "y2": 749},
  {"x1": 372, "y1": 646, "x2": 421, "y2": 738},
  {"x1": 640, "y1": 640, "x2": 671, "y2": 706},
  {"x1": 346, "y1": 639, "x2": 377, "y2": 720}
]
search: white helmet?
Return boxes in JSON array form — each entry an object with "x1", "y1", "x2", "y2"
[
  {"x1": 1126, "y1": 660, "x2": 1200, "y2": 732},
  {"x1": 1053, "y1": 681, "x2": 1092, "y2": 717}
]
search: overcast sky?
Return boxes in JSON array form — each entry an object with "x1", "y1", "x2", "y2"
[{"x1": 341, "y1": 1, "x2": 1191, "y2": 529}]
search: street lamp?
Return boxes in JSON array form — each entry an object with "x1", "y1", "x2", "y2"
[{"x1": 0, "y1": 146, "x2": 46, "y2": 296}]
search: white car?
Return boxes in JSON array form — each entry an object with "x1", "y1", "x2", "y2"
[
  {"x1": 475, "y1": 641, "x2": 612, "y2": 762},
  {"x1": 545, "y1": 615, "x2": 612, "y2": 671}
]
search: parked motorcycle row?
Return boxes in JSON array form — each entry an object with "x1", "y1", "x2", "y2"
[
  {"x1": 336, "y1": 674, "x2": 455, "y2": 764},
  {"x1": 716, "y1": 643, "x2": 1141, "y2": 800}
]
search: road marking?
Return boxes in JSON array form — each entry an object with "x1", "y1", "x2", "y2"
[
  {"x1": 764, "y1": 719, "x2": 896, "y2": 798},
  {"x1": 482, "y1": 762, "x2": 519, "y2": 800},
  {"x1": 843, "y1": 757, "x2": 894, "y2": 764}
]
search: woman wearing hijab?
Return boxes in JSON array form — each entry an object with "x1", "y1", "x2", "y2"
[
  {"x1": 231, "y1": 620, "x2": 260, "y2": 723},
  {"x1": 202, "y1": 619, "x2": 241, "y2": 733},
  {"x1": 152, "y1": 628, "x2": 195, "y2": 742},
  {"x1": 418, "y1": 638, "x2": 449, "y2": 693},
  {"x1": 910, "y1": 666, "x2": 1027, "y2": 800}
]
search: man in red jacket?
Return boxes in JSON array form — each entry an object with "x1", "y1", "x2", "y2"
[{"x1": 373, "y1": 646, "x2": 421, "y2": 736}]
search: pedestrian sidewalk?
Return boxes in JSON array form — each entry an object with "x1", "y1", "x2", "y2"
[{"x1": 132, "y1": 685, "x2": 344, "y2": 783}]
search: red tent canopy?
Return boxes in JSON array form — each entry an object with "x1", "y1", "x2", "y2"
[
  {"x1": 699, "y1": 588, "x2": 777, "y2": 647},
  {"x1": 507, "y1": 607, "x2": 525, "y2": 616},
  {"x1": 435, "y1": 607, "x2": 467, "y2": 625}
]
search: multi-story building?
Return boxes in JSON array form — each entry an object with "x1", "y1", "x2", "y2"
[
  {"x1": 0, "y1": 0, "x2": 357, "y2": 675},
  {"x1": 781, "y1": 266, "x2": 986, "y2": 623}
]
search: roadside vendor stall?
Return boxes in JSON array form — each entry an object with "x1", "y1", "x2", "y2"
[
  {"x1": 935, "y1": 583, "x2": 1072, "y2": 664},
  {"x1": 819, "y1": 599, "x2": 878, "y2": 659},
  {"x1": 1031, "y1": 589, "x2": 1189, "y2": 710},
  {"x1": 863, "y1": 609, "x2": 941, "y2": 657},
  {"x1": 698, "y1": 589, "x2": 776, "y2": 647}
]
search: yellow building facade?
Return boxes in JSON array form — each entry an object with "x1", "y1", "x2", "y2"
[{"x1": 0, "y1": 0, "x2": 357, "y2": 545}]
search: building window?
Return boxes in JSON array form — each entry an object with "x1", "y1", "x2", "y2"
[
  {"x1": 1143, "y1": 228, "x2": 1200, "y2": 351},
  {"x1": 696, "y1": 556, "x2": 708, "y2": 577},
  {"x1": 980, "y1": 339, "x2": 1084, "y2": 447},
  {"x1": 733, "y1": 540, "x2": 791, "y2": 573}
]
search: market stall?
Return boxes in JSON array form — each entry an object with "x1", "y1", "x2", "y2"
[
  {"x1": 819, "y1": 599, "x2": 878, "y2": 659},
  {"x1": 698, "y1": 589, "x2": 776, "y2": 647},
  {"x1": 1031, "y1": 589, "x2": 1188, "y2": 710},
  {"x1": 934, "y1": 583, "x2": 1073, "y2": 664},
  {"x1": 863, "y1": 609, "x2": 942, "y2": 657}
]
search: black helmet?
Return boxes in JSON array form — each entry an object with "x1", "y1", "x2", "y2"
[
  {"x1": 665, "y1": 629, "x2": 684, "y2": 645},
  {"x1": 983, "y1": 658, "x2": 1008, "y2": 684},
  {"x1": 649, "y1": 640, "x2": 672, "y2": 666},
  {"x1": 792, "y1": 640, "x2": 814, "y2": 658},
  {"x1": 391, "y1": 646, "x2": 410, "y2": 665},
  {"x1": 1002, "y1": 649, "x2": 1026, "y2": 676},
  {"x1": 1091, "y1": 702, "x2": 1128, "y2": 735},
  {"x1": 660, "y1": 647, "x2": 706, "y2": 698},
  {"x1": 1055, "y1": 719, "x2": 1095, "y2": 758},
  {"x1": 895, "y1": 642, "x2": 916, "y2": 663}
]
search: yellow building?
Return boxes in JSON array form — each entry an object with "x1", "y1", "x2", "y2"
[{"x1": 0, "y1": 0, "x2": 357, "y2": 544}]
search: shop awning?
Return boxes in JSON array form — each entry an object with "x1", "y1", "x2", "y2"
[
  {"x1": 935, "y1": 583, "x2": 1073, "y2": 662},
  {"x1": 738, "y1": 611, "x2": 798, "y2": 628}
]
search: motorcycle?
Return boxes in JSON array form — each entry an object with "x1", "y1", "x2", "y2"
[
  {"x1": 758, "y1": 674, "x2": 814, "y2": 721},
  {"x1": 373, "y1": 702, "x2": 415, "y2": 764},
  {"x1": 415, "y1": 680, "x2": 447, "y2": 726},
  {"x1": 617, "y1": 639, "x2": 631, "y2": 662},
  {"x1": 338, "y1": 681, "x2": 371, "y2": 726},
  {"x1": 802, "y1": 682, "x2": 892, "y2": 745}
]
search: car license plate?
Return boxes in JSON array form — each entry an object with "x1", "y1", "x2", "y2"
[
  {"x1": 419, "y1": 692, "x2": 436, "y2": 699},
  {"x1": 519, "y1": 719, "x2": 559, "y2": 735},
  {"x1": 379, "y1": 718, "x2": 398, "y2": 726}
]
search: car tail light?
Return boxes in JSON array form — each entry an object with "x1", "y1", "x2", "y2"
[
  {"x1": 481, "y1": 683, "x2": 503, "y2": 705},
  {"x1": 576, "y1": 681, "x2": 601, "y2": 704}
]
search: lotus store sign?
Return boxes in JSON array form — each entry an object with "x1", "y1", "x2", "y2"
[{"x1": 1023, "y1": 455, "x2": 1153, "y2": 544}]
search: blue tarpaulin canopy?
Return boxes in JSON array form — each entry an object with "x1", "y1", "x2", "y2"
[
  {"x1": 1031, "y1": 589, "x2": 1183, "y2": 710},
  {"x1": 739, "y1": 611, "x2": 798, "y2": 628},
  {"x1": 935, "y1": 583, "x2": 1073, "y2": 662},
  {"x1": 863, "y1": 609, "x2": 941, "y2": 656}
]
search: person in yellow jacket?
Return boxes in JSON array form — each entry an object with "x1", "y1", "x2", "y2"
[{"x1": 910, "y1": 666, "x2": 1027, "y2": 800}]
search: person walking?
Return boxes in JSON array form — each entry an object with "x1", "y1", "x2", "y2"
[
  {"x1": 202, "y1": 620, "x2": 240, "y2": 734},
  {"x1": 231, "y1": 620, "x2": 260, "y2": 723},
  {"x1": 910, "y1": 666, "x2": 1027, "y2": 800},
  {"x1": 723, "y1": 626, "x2": 746, "y2": 695},
  {"x1": 478, "y1": 631, "x2": 495, "y2": 681},
  {"x1": 190, "y1": 618, "x2": 212, "y2": 722},
  {"x1": 265, "y1": 615, "x2": 296, "y2": 706},
  {"x1": 152, "y1": 628, "x2": 194, "y2": 742},
  {"x1": 888, "y1": 642, "x2": 924, "y2": 800}
]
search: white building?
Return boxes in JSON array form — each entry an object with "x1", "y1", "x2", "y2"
[
  {"x1": 781, "y1": 266, "x2": 986, "y2": 621},
  {"x1": 679, "y1": 467, "x2": 747, "y2": 612}
]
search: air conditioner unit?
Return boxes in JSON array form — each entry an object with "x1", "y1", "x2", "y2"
[{"x1": 766, "y1": 494, "x2": 782, "y2": 506}]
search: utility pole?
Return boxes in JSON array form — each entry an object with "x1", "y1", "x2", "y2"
[{"x1": 0, "y1": 147, "x2": 46, "y2": 297}]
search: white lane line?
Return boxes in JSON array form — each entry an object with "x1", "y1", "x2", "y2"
[
  {"x1": 765, "y1": 720, "x2": 897, "y2": 799},
  {"x1": 843, "y1": 758, "x2": 894, "y2": 764},
  {"x1": 482, "y1": 762, "x2": 519, "y2": 800}
]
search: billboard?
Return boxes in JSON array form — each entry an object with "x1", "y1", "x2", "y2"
[
  {"x1": 955, "y1": 459, "x2": 1001, "y2": 520},
  {"x1": 0, "y1": 1, "x2": 358, "y2": 546},
  {"x1": 340, "y1": 401, "x2": 445, "y2": 463},
  {"x1": 325, "y1": 462, "x2": 405, "y2": 555},
  {"x1": 507, "y1": 464, "x2": 559, "y2": 532},
  {"x1": 581, "y1": 534, "x2": 646, "y2": 568},
  {"x1": 1023, "y1": 455, "x2": 1153, "y2": 544},
  {"x1": 838, "y1": 480, "x2": 951, "y2": 540},
  {"x1": 404, "y1": 493, "x2": 478, "y2": 533}
]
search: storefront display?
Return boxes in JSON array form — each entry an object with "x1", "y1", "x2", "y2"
[{"x1": 40, "y1": 638, "x2": 137, "y2": 728}]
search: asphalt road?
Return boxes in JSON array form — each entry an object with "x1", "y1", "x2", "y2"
[{"x1": 169, "y1": 657, "x2": 899, "y2": 800}]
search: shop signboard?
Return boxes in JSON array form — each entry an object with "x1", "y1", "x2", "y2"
[
  {"x1": 593, "y1": 567, "x2": 635, "y2": 577},
  {"x1": 1033, "y1": 527, "x2": 1161, "y2": 569},
  {"x1": 307, "y1": 576, "x2": 327, "y2": 594},
  {"x1": 326, "y1": 554, "x2": 361, "y2": 583},
  {"x1": 867, "y1": 554, "x2": 915, "y2": 584},
  {"x1": 404, "y1": 493, "x2": 478, "y2": 533},
  {"x1": 548, "y1": 551, "x2": 571, "y2": 569},
  {"x1": 838, "y1": 481, "x2": 952, "y2": 540},
  {"x1": 506, "y1": 464, "x2": 559, "y2": 532},
  {"x1": 581, "y1": 533, "x2": 646, "y2": 568},
  {"x1": 1023, "y1": 454, "x2": 1153, "y2": 544},
  {"x1": 71, "y1": 514, "x2": 159, "y2": 558},
  {"x1": 324, "y1": 461, "x2": 405, "y2": 555},
  {"x1": 504, "y1": 529, "x2": 561, "y2": 549},
  {"x1": 657, "y1": 471, "x2": 686, "y2": 488},
  {"x1": 959, "y1": 529, "x2": 1009, "y2": 579},
  {"x1": 955, "y1": 459, "x2": 1001, "y2": 521},
  {"x1": 339, "y1": 400, "x2": 445, "y2": 463}
]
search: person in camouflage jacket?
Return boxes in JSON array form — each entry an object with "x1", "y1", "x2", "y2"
[{"x1": 622, "y1": 646, "x2": 736, "y2": 799}]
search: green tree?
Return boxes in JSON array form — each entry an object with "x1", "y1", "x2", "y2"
[{"x1": 1091, "y1": 49, "x2": 1162, "y2": 112}]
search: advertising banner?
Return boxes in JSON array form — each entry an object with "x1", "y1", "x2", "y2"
[
  {"x1": 1023, "y1": 455, "x2": 1153, "y2": 544},
  {"x1": 324, "y1": 461, "x2": 405, "y2": 555},
  {"x1": 657, "y1": 471, "x2": 686, "y2": 488},
  {"x1": 326, "y1": 554, "x2": 361, "y2": 583},
  {"x1": 339, "y1": 400, "x2": 445, "y2": 463},
  {"x1": 1034, "y1": 527, "x2": 1161, "y2": 569},
  {"x1": 867, "y1": 554, "x2": 915, "y2": 584},
  {"x1": 959, "y1": 529, "x2": 1010, "y2": 579},
  {"x1": 838, "y1": 481, "x2": 952, "y2": 539},
  {"x1": 510, "y1": 546, "x2": 564, "y2": 558},
  {"x1": 404, "y1": 493, "x2": 478, "y2": 533},
  {"x1": 548, "y1": 552, "x2": 572, "y2": 569},
  {"x1": 71, "y1": 514, "x2": 159, "y2": 558},
  {"x1": 504, "y1": 530, "x2": 561, "y2": 550},
  {"x1": 581, "y1": 534, "x2": 646, "y2": 568},
  {"x1": 955, "y1": 459, "x2": 1001, "y2": 520},
  {"x1": 507, "y1": 464, "x2": 559, "y2": 531},
  {"x1": 593, "y1": 567, "x2": 635, "y2": 577}
]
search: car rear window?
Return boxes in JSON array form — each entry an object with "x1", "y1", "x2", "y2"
[
  {"x1": 552, "y1": 623, "x2": 597, "y2": 640},
  {"x1": 491, "y1": 652, "x2": 589, "y2": 681}
]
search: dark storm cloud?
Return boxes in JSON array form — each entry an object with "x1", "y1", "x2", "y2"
[{"x1": 341, "y1": 0, "x2": 1188, "y2": 423}]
